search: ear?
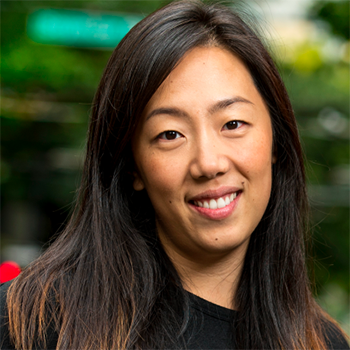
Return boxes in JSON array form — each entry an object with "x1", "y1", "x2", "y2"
[
  {"x1": 133, "y1": 171, "x2": 145, "y2": 191},
  {"x1": 272, "y1": 154, "x2": 277, "y2": 164}
]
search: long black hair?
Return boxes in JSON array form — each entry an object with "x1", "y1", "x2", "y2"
[{"x1": 7, "y1": 1, "x2": 342, "y2": 349}]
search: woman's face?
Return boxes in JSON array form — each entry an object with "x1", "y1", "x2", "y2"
[{"x1": 132, "y1": 46, "x2": 275, "y2": 263}]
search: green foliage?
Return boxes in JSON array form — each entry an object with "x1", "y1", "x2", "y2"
[{"x1": 310, "y1": 1, "x2": 350, "y2": 40}]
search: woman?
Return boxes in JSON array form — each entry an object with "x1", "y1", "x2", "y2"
[{"x1": 1, "y1": 1, "x2": 349, "y2": 349}]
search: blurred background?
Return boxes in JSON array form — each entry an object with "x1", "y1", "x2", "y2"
[{"x1": 1, "y1": 0, "x2": 349, "y2": 333}]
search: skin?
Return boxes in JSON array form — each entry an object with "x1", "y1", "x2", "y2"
[{"x1": 132, "y1": 46, "x2": 275, "y2": 309}]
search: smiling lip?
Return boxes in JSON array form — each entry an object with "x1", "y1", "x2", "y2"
[{"x1": 188, "y1": 186, "x2": 241, "y2": 220}]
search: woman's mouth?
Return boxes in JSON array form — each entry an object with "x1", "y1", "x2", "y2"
[
  {"x1": 189, "y1": 191, "x2": 241, "y2": 220},
  {"x1": 193, "y1": 192, "x2": 237, "y2": 209}
]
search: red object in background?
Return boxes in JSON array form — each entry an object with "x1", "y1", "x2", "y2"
[{"x1": 0, "y1": 261, "x2": 21, "y2": 283}]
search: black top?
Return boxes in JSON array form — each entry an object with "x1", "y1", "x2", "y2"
[
  {"x1": 1, "y1": 280, "x2": 349, "y2": 349},
  {"x1": 185, "y1": 292, "x2": 237, "y2": 349},
  {"x1": 185, "y1": 293, "x2": 349, "y2": 350}
]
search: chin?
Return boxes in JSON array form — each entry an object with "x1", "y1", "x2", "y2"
[{"x1": 195, "y1": 232, "x2": 252, "y2": 256}]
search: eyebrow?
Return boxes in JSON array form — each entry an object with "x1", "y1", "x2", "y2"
[
  {"x1": 145, "y1": 96, "x2": 254, "y2": 121},
  {"x1": 208, "y1": 96, "x2": 253, "y2": 114}
]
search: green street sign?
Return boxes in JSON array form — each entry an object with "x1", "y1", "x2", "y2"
[{"x1": 27, "y1": 9, "x2": 143, "y2": 48}]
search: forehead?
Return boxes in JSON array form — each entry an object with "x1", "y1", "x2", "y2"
[{"x1": 142, "y1": 46, "x2": 267, "y2": 119}]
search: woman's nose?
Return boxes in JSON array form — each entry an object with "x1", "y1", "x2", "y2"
[{"x1": 189, "y1": 137, "x2": 230, "y2": 180}]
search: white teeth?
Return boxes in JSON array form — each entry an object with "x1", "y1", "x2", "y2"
[
  {"x1": 194, "y1": 192, "x2": 239, "y2": 209},
  {"x1": 209, "y1": 199, "x2": 218, "y2": 209},
  {"x1": 217, "y1": 197, "x2": 226, "y2": 209}
]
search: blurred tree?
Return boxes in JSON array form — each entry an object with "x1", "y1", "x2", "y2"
[
  {"x1": 1, "y1": 1, "x2": 172, "y2": 250},
  {"x1": 309, "y1": 1, "x2": 349, "y2": 40},
  {"x1": 277, "y1": 0, "x2": 350, "y2": 333}
]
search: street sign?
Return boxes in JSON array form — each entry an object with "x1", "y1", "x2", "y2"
[{"x1": 27, "y1": 9, "x2": 143, "y2": 48}]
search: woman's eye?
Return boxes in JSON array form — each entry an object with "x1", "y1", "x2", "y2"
[
  {"x1": 158, "y1": 131, "x2": 182, "y2": 140},
  {"x1": 223, "y1": 120, "x2": 245, "y2": 130}
]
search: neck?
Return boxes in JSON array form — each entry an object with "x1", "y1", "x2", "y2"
[{"x1": 164, "y1": 244, "x2": 248, "y2": 310}]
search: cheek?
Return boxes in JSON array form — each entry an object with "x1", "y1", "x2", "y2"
[
  {"x1": 238, "y1": 133, "x2": 273, "y2": 182},
  {"x1": 138, "y1": 153, "x2": 186, "y2": 195},
  {"x1": 237, "y1": 136, "x2": 273, "y2": 221}
]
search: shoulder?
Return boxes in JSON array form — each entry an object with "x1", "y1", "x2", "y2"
[
  {"x1": 324, "y1": 319, "x2": 349, "y2": 350},
  {"x1": 0, "y1": 279, "x2": 12, "y2": 304},
  {"x1": 0, "y1": 280, "x2": 15, "y2": 350}
]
